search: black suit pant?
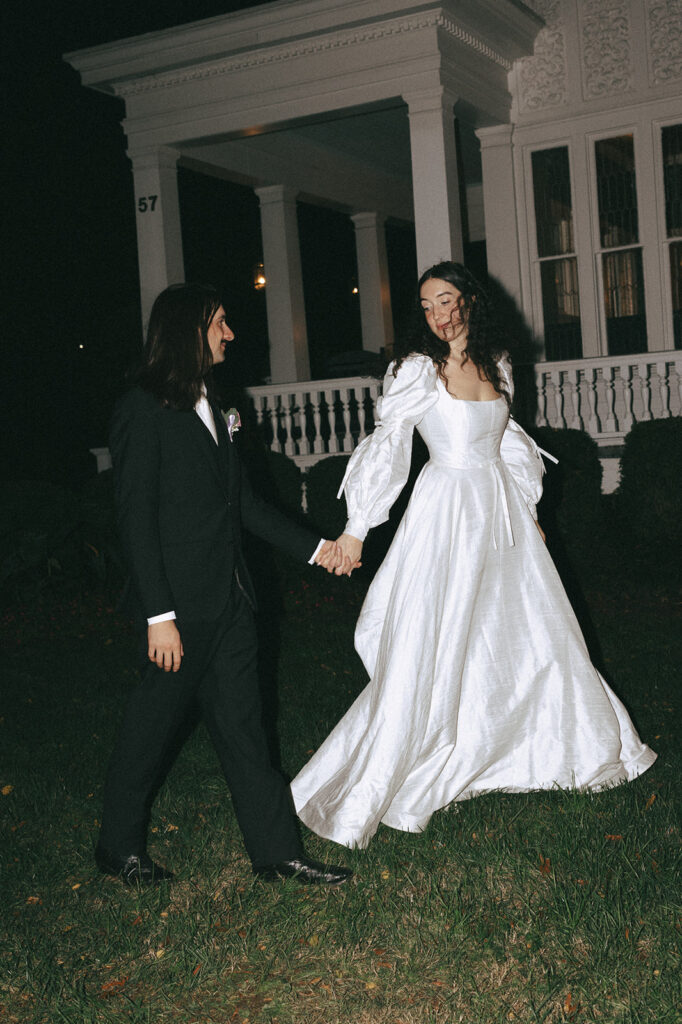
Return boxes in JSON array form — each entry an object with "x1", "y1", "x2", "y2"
[{"x1": 99, "y1": 580, "x2": 303, "y2": 867}]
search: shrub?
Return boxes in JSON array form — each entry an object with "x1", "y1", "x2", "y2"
[
  {"x1": 617, "y1": 416, "x2": 682, "y2": 548},
  {"x1": 528, "y1": 426, "x2": 603, "y2": 546},
  {"x1": 305, "y1": 456, "x2": 350, "y2": 539},
  {"x1": 0, "y1": 481, "x2": 82, "y2": 602}
]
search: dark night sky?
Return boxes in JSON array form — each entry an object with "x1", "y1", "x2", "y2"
[{"x1": 2, "y1": 1, "x2": 416, "y2": 485}]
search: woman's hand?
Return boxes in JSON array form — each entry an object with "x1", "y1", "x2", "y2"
[
  {"x1": 535, "y1": 520, "x2": 546, "y2": 543},
  {"x1": 334, "y1": 533, "x2": 363, "y2": 576}
]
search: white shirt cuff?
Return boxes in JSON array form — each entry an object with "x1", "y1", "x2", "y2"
[
  {"x1": 308, "y1": 538, "x2": 326, "y2": 564},
  {"x1": 147, "y1": 611, "x2": 176, "y2": 625}
]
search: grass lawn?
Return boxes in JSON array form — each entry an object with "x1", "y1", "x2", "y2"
[{"x1": 0, "y1": 540, "x2": 680, "y2": 1024}]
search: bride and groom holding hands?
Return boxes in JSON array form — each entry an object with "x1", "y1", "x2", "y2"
[{"x1": 96, "y1": 269, "x2": 655, "y2": 888}]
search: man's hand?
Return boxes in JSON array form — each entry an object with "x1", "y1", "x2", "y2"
[
  {"x1": 148, "y1": 620, "x2": 184, "y2": 672},
  {"x1": 314, "y1": 539, "x2": 344, "y2": 573},
  {"x1": 334, "y1": 533, "x2": 363, "y2": 576}
]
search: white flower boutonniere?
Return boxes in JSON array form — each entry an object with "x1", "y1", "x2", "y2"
[{"x1": 225, "y1": 408, "x2": 241, "y2": 442}]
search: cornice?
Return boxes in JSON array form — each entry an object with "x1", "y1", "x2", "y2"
[{"x1": 115, "y1": 12, "x2": 512, "y2": 97}]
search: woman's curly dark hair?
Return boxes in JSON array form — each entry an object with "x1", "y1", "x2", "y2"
[{"x1": 393, "y1": 261, "x2": 510, "y2": 404}]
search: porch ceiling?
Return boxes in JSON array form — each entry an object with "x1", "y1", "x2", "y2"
[{"x1": 65, "y1": 0, "x2": 541, "y2": 219}]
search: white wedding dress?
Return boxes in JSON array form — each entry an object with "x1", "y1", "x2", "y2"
[{"x1": 291, "y1": 354, "x2": 656, "y2": 849}]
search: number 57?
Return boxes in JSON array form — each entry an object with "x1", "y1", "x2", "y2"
[{"x1": 137, "y1": 195, "x2": 158, "y2": 213}]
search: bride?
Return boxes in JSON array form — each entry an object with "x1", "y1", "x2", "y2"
[{"x1": 291, "y1": 261, "x2": 656, "y2": 850}]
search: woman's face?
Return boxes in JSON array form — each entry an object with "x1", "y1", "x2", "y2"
[
  {"x1": 419, "y1": 277, "x2": 465, "y2": 342},
  {"x1": 207, "y1": 305, "x2": 234, "y2": 365}
]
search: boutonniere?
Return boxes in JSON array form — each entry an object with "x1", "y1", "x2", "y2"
[{"x1": 225, "y1": 408, "x2": 241, "y2": 442}]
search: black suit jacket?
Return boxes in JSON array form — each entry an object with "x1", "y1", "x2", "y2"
[{"x1": 109, "y1": 387, "x2": 318, "y2": 625}]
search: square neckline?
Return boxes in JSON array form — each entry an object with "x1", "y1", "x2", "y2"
[{"x1": 436, "y1": 377, "x2": 504, "y2": 403}]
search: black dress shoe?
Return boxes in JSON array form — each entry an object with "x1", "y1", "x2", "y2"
[
  {"x1": 254, "y1": 856, "x2": 352, "y2": 885},
  {"x1": 95, "y1": 842, "x2": 174, "y2": 885}
]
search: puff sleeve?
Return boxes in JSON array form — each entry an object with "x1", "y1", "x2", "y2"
[
  {"x1": 498, "y1": 355, "x2": 557, "y2": 520},
  {"x1": 338, "y1": 354, "x2": 439, "y2": 541}
]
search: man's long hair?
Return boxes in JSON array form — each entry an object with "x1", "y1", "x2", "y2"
[
  {"x1": 394, "y1": 261, "x2": 509, "y2": 404},
  {"x1": 133, "y1": 283, "x2": 222, "y2": 410}
]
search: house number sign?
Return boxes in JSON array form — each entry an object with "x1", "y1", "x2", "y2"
[{"x1": 137, "y1": 195, "x2": 158, "y2": 212}]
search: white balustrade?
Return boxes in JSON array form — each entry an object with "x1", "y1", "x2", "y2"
[
  {"x1": 92, "y1": 354, "x2": 682, "y2": 491},
  {"x1": 532, "y1": 352, "x2": 682, "y2": 443},
  {"x1": 245, "y1": 376, "x2": 383, "y2": 470}
]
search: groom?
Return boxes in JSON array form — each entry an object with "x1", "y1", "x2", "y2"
[{"x1": 95, "y1": 283, "x2": 352, "y2": 886}]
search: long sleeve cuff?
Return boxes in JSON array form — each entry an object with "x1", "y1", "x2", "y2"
[
  {"x1": 344, "y1": 518, "x2": 369, "y2": 542},
  {"x1": 308, "y1": 538, "x2": 326, "y2": 564},
  {"x1": 147, "y1": 611, "x2": 176, "y2": 625}
]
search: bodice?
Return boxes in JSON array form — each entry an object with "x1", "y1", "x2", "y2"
[{"x1": 417, "y1": 379, "x2": 510, "y2": 468}]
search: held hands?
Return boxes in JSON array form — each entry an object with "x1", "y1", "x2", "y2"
[
  {"x1": 314, "y1": 536, "x2": 363, "y2": 577},
  {"x1": 333, "y1": 533, "x2": 363, "y2": 576},
  {"x1": 148, "y1": 620, "x2": 184, "y2": 672}
]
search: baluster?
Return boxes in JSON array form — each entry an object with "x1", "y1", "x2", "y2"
[
  {"x1": 357, "y1": 386, "x2": 368, "y2": 440},
  {"x1": 640, "y1": 363, "x2": 652, "y2": 421},
  {"x1": 341, "y1": 387, "x2": 353, "y2": 452},
  {"x1": 252, "y1": 394, "x2": 266, "y2": 430},
  {"x1": 549, "y1": 370, "x2": 564, "y2": 428},
  {"x1": 604, "y1": 365, "x2": 616, "y2": 432},
  {"x1": 311, "y1": 391, "x2": 324, "y2": 454},
  {"x1": 657, "y1": 361, "x2": 671, "y2": 418},
  {"x1": 567, "y1": 369, "x2": 581, "y2": 429},
  {"x1": 295, "y1": 391, "x2": 310, "y2": 455},
  {"x1": 586, "y1": 366, "x2": 600, "y2": 434},
  {"x1": 369, "y1": 382, "x2": 381, "y2": 429},
  {"x1": 283, "y1": 393, "x2": 296, "y2": 456},
  {"x1": 621, "y1": 363, "x2": 634, "y2": 432},
  {"x1": 328, "y1": 389, "x2": 340, "y2": 453},
  {"x1": 535, "y1": 371, "x2": 549, "y2": 427}
]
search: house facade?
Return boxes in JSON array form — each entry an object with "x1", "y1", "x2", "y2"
[{"x1": 68, "y1": 0, "x2": 682, "y2": 488}]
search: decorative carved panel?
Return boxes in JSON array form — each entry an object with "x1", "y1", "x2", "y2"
[
  {"x1": 517, "y1": 0, "x2": 567, "y2": 113},
  {"x1": 580, "y1": 0, "x2": 634, "y2": 98},
  {"x1": 647, "y1": 0, "x2": 682, "y2": 84}
]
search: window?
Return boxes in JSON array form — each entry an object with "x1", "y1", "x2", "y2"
[
  {"x1": 531, "y1": 147, "x2": 582, "y2": 360},
  {"x1": 662, "y1": 123, "x2": 682, "y2": 348},
  {"x1": 595, "y1": 135, "x2": 647, "y2": 355}
]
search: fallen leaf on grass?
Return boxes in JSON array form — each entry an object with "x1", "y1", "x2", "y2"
[
  {"x1": 131, "y1": 915, "x2": 142, "y2": 926},
  {"x1": 538, "y1": 855, "x2": 551, "y2": 875},
  {"x1": 2, "y1": 785, "x2": 13, "y2": 796},
  {"x1": 100, "y1": 978, "x2": 128, "y2": 995},
  {"x1": 192, "y1": 964, "x2": 202, "y2": 976},
  {"x1": 26, "y1": 896, "x2": 41, "y2": 905},
  {"x1": 563, "y1": 991, "x2": 579, "y2": 1016},
  {"x1": 644, "y1": 793, "x2": 657, "y2": 810},
  {"x1": 605, "y1": 834, "x2": 623, "y2": 841},
  {"x1": 365, "y1": 981, "x2": 377, "y2": 990},
  {"x1": 307, "y1": 934, "x2": 320, "y2": 947}
]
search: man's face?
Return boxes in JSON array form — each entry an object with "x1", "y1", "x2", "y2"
[{"x1": 207, "y1": 306, "x2": 234, "y2": 365}]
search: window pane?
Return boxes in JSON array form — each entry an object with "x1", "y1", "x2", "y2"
[
  {"x1": 662, "y1": 124, "x2": 682, "y2": 238},
  {"x1": 671, "y1": 241, "x2": 682, "y2": 349},
  {"x1": 602, "y1": 249, "x2": 647, "y2": 355},
  {"x1": 540, "y1": 258, "x2": 583, "y2": 360},
  {"x1": 595, "y1": 135, "x2": 639, "y2": 247},
  {"x1": 532, "y1": 147, "x2": 574, "y2": 257}
]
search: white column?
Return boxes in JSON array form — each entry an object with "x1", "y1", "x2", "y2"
[
  {"x1": 130, "y1": 147, "x2": 185, "y2": 330},
  {"x1": 255, "y1": 185, "x2": 310, "y2": 383},
  {"x1": 351, "y1": 212, "x2": 394, "y2": 355},
  {"x1": 405, "y1": 87, "x2": 463, "y2": 273},
  {"x1": 477, "y1": 125, "x2": 522, "y2": 304}
]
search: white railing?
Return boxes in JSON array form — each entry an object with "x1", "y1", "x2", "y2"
[
  {"x1": 246, "y1": 351, "x2": 682, "y2": 469},
  {"x1": 246, "y1": 375, "x2": 383, "y2": 470},
  {"x1": 533, "y1": 351, "x2": 682, "y2": 444},
  {"x1": 91, "y1": 351, "x2": 681, "y2": 492}
]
